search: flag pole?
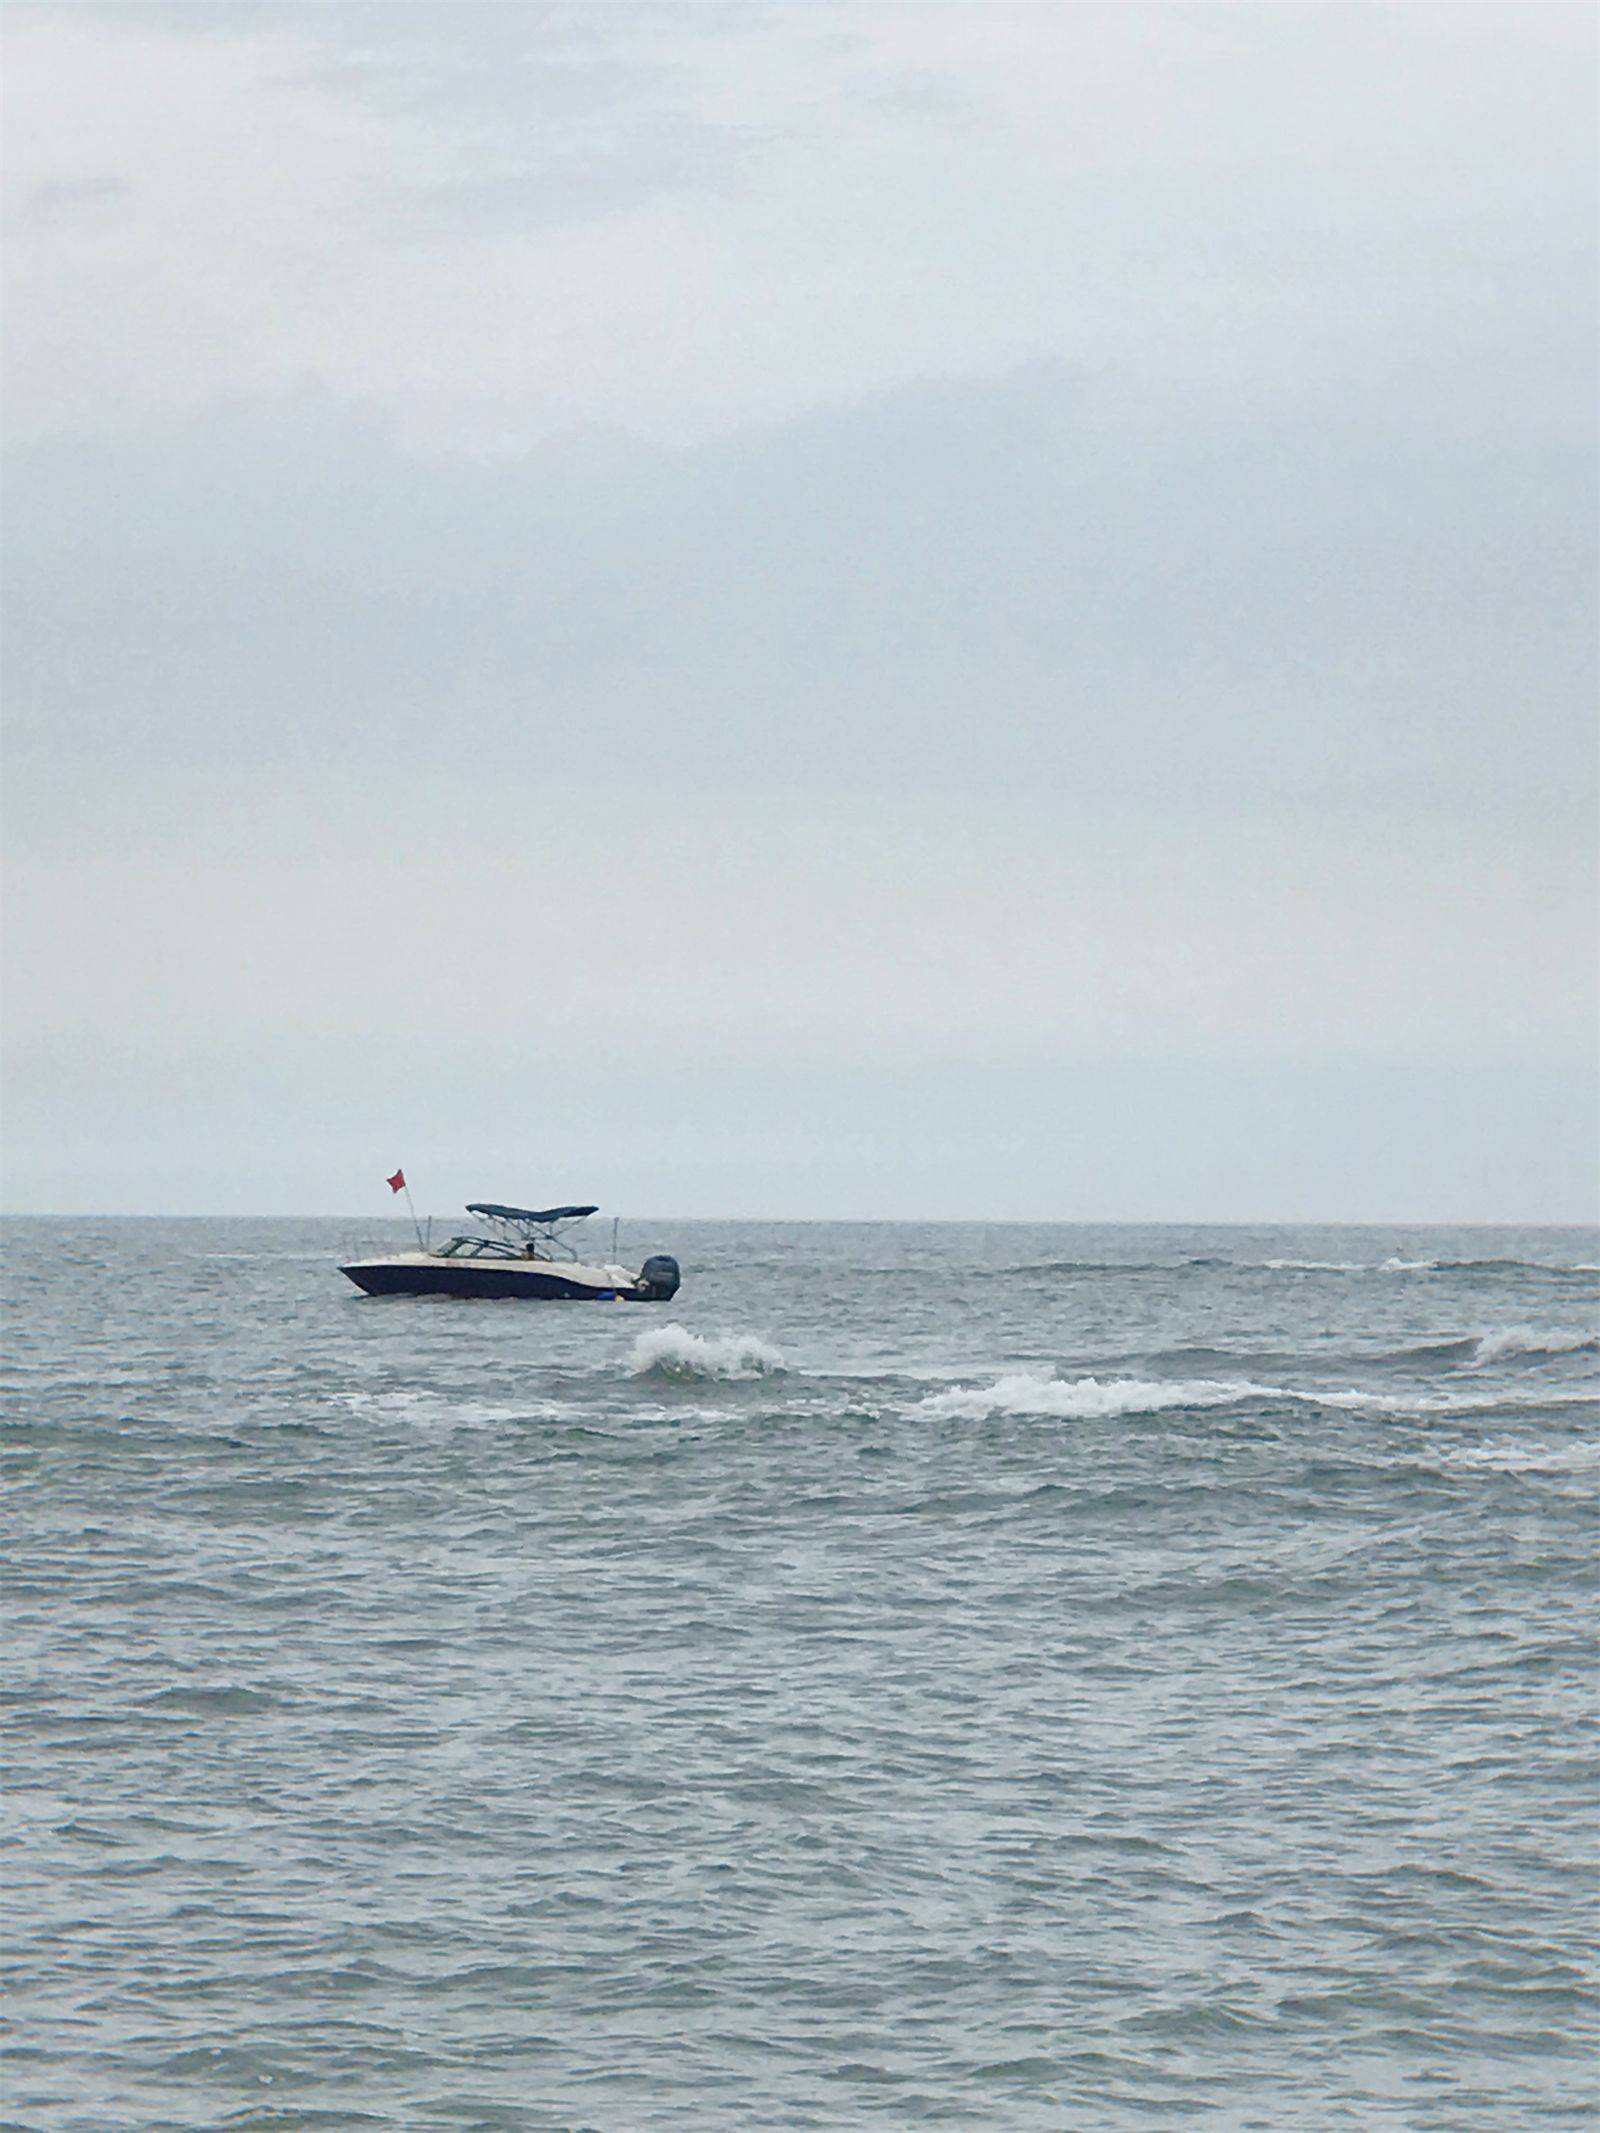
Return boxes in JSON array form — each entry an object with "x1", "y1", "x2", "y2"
[{"x1": 388, "y1": 1168, "x2": 425, "y2": 1250}]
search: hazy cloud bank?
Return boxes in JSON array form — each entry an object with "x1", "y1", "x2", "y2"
[{"x1": 2, "y1": 3, "x2": 1593, "y2": 1214}]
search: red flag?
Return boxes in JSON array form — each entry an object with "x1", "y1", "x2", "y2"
[{"x1": 387, "y1": 1169, "x2": 406, "y2": 1194}]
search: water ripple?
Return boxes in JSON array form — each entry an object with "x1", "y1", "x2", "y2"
[{"x1": 2, "y1": 1216, "x2": 1595, "y2": 2130}]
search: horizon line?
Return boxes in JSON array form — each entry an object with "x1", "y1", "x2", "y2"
[{"x1": 2, "y1": 1210, "x2": 1596, "y2": 1229}]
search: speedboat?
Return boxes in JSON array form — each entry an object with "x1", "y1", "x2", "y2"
[{"x1": 340, "y1": 1202, "x2": 681, "y2": 1302}]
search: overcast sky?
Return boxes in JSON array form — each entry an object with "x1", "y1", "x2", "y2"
[{"x1": 2, "y1": 1, "x2": 1595, "y2": 1220}]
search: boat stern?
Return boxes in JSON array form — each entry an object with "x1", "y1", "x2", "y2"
[{"x1": 632, "y1": 1254, "x2": 681, "y2": 1301}]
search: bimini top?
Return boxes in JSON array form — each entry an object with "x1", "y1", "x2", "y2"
[{"x1": 466, "y1": 1202, "x2": 598, "y2": 1226}]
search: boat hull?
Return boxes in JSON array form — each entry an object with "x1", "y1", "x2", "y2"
[{"x1": 340, "y1": 1257, "x2": 640, "y2": 1301}]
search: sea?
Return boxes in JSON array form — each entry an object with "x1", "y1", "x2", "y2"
[{"x1": 3, "y1": 1217, "x2": 1597, "y2": 2132}]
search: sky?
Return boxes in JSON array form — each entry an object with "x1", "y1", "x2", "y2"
[{"x1": 2, "y1": 0, "x2": 1595, "y2": 1220}]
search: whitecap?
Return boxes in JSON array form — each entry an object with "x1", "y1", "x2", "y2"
[
  {"x1": 914, "y1": 1371, "x2": 1600, "y2": 1424},
  {"x1": 1261, "y1": 1259, "x2": 1372, "y2": 1273},
  {"x1": 916, "y1": 1372, "x2": 1273, "y2": 1421},
  {"x1": 1258, "y1": 1257, "x2": 1439, "y2": 1274},
  {"x1": 629, "y1": 1325, "x2": 786, "y2": 1382},
  {"x1": 1309, "y1": 1384, "x2": 1600, "y2": 1418},
  {"x1": 1469, "y1": 1325, "x2": 1599, "y2": 1367},
  {"x1": 1438, "y1": 1439, "x2": 1600, "y2": 1475}
]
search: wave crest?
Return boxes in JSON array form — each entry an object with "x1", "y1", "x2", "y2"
[
  {"x1": 1439, "y1": 1439, "x2": 1600, "y2": 1475},
  {"x1": 918, "y1": 1372, "x2": 1268, "y2": 1421},
  {"x1": 1263, "y1": 1256, "x2": 1440, "y2": 1273},
  {"x1": 915, "y1": 1370, "x2": 1600, "y2": 1423},
  {"x1": 1469, "y1": 1325, "x2": 1599, "y2": 1366},
  {"x1": 1262, "y1": 1257, "x2": 1597, "y2": 1278},
  {"x1": 629, "y1": 1325, "x2": 786, "y2": 1382},
  {"x1": 998, "y1": 1255, "x2": 1599, "y2": 1280}
]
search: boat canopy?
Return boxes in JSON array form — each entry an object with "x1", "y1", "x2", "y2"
[{"x1": 466, "y1": 1202, "x2": 598, "y2": 1226}]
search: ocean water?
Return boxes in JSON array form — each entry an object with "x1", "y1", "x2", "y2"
[{"x1": 3, "y1": 1216, "x2": 1597, "y2": 2132}]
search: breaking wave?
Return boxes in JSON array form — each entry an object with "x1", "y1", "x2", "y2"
[
  {"x1": 1467, "y1": 1325, "x2": 1599, "y2": 1366},
  {"x1": 918, "y1": 1372, "x2": 1272, "y2": 1421},
  {"x1": 916, "y1": 1370, "x2": 1600, "y2": 1424},
  {"x1": 997, "y1": 1256, "x2": 1599, "y2": 1280},
  {"x1": 1262, "y1": 1256, "x2": 1437, "y2": 1273},
  {"x1": 1376, "y1": 1327, "x2": 1600, "y2": 1368},
  {"x1": 1261, "y1": 1256, "x2": 1481, "y2": 1274},
  {"x1": 629, "y1": 1326, "x2": 786, "y2": 1383},
  {"x1": 1260, "y1": 1257, "x2": 1599, "y2": 1279}
]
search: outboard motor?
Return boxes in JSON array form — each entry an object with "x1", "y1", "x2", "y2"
[{"x1": 636, "y1": 1254, "x2": 681, "y2": 1301}]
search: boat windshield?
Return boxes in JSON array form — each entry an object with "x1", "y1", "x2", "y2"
[
  {"x1": 458, "y1": 1203, "x2": 589, "y2": 1260},
  {"x1": 435, "y1": 1235, "x2": 525, "y2": 1261}
]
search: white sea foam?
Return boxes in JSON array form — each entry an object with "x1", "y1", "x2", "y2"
[
  {"x1": 1470, "y1": 1325, "x2": 1599, "y2": 1366},
  {"x1": 916, "y1": 1371, "x2": 1459, "y2": 1422},
  {"x1": 1257, "y1": 1256, "x2": 1596, "y2": 1277},
  {"x1": 629, "y1": 1326, "x2": 786, "y2": 1382},
  {"x1": 1438, "y1": 1439, "x2": 1600, "y2": 1475},
  {"x1": 334, "y1": 1388, "x2": 434, "y2": 1414},
  {"x1": 1295, "y1": 1385, "x2": 1549, "y2": 1416},
  {"x1": 1259, "y1": 1257, "x2": 1439, "y2": 1274},
  {"x1": 1262, "y1": 1259, "x2": 1372, "y2": 1273},
  {"x1": 917, "y1": 1372, "x2": 1273, "y2": 1421},
  {"x1": 1290, "y1": 1383, "x2": 1600, "y2": 1418},
  {"x1": 916, "y1": 1371, "x2": 1600, "y2": 1424},
  {"x1": 333, "y1": 1389, "x2": 572, "y2": 1426}
]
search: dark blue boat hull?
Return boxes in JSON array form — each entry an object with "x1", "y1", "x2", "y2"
[{"x1": 340, "y1": 1261, "x2": 628, "y2": 1301}]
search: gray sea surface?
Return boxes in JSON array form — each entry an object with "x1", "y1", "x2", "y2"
[{"x1": 3, "y1": 1217, "x2": 1597, "y2": 2131}]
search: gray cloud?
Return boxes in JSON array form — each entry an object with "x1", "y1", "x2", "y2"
[
  {"x1": 16, "y1": 172, "x2": 132, "y2": 224},
  {"x1": 56, "y1": 3, "x2": 894, "y2": 238},
  {"x1": 6, "y1": 360, "x2": 1590, "y2": 811},
  {"x1": 380, "y1": 116, "x2": 764, "y2": 239}
]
